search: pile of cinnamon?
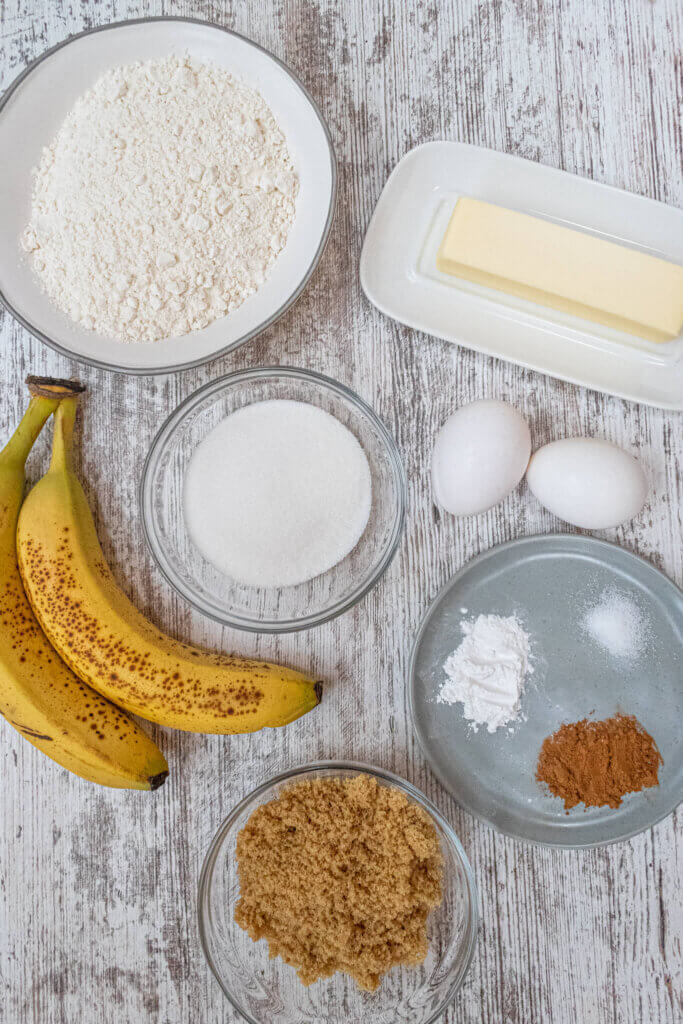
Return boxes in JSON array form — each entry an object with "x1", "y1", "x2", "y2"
[{"x1": 537, "y1": 713, "x2": 662, "y2": 811}]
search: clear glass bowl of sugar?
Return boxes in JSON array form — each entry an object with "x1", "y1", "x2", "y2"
[
  {"x1": 197, "y1": 762, "x2": 478, "y2": 1024},
  {"x1": 140, "y1": 366, "x2": 406, "y2": 632}
]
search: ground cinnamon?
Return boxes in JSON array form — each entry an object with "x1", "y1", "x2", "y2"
[{"x1": 537, "y1": 713, "x2": 662, "y2": 811}]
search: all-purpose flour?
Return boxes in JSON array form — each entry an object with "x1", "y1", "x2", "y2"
[
  {"x1": 438, "y1": 614, "x2": 532, "y2": 733},
  {"x1": 22, "y1": 56, "x2": 298, "y2": 343}
]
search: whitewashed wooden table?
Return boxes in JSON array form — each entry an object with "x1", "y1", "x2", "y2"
[{"x1": 1, "y1": 2, "x2": 681, "y2": 1022}]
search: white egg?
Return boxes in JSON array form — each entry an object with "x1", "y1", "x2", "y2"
[
  {"x1": 431, "y1": 400, "x2": 532, "y2": 516},
  {"x1": 526, "y1": 438, "x2": 647, "y2": 529}
]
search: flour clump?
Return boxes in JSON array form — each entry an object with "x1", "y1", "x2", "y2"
[{"x1": 22, "y1": 56, "x2": 298, "y2": 343}]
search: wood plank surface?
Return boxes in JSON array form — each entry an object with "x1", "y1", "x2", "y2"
[{"x1": 1, "y1": 1, "x2": 681, "y2": 1022}]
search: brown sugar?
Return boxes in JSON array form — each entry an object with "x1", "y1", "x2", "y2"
[
  {"x1": 234, "y1": 773, "x2": 443, "y2": 991},
  {"x1": 537, "y1": 713, "x2": 662, "y2": 811}
]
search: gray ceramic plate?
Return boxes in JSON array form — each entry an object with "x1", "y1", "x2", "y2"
[{"x1": 409, "y1": 534, "x2": 683, "y2": 848}]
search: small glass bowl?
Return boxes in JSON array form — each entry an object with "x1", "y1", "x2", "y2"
[
  {"x1": 140, "y1": 367, "x2": 406, "y2": 632},
  {"x1": 198, "y1": 762, "x2": 479, "y2": 1024}
]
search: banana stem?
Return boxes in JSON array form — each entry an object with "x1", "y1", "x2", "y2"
[
  {"x1": 0, "y1": 397, "x2": 58, "y2": 470},
  {"x1": 50, "y1": 398, "x2": 79, "y2": 473},
  {"x1": 26, "y1": 375, "x2": 85, "y2": 401}
]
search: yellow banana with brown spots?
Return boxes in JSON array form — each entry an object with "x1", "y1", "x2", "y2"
[
  {"x1": 17, "y1": 395, "x2": 322, "y2": 734},
  {"x1": 0, "y1": 379, "x2": 168, "y2": 790}
]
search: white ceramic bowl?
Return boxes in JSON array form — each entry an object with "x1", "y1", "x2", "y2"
[{"x1": 0, "y1": 18, "x2": 336, "y2": 374}]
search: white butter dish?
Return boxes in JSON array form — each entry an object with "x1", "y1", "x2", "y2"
[{"x1": 360, "y1": 142, "x2": 683, "y2": 410}]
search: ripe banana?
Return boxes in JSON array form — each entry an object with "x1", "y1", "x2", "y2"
[
  {"x1": 17, "y1": 395, "x2": 322, "y2": 734},
  {"x1": 0, "y1": 378, "x2": 168, "y2": 790}
]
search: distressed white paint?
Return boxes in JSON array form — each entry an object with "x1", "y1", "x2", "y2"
[{"x1": 0, "y1": 2, "x2": 681, "y2": 1022}]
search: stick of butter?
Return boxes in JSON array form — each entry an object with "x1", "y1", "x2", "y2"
[{"x1": 436, "y1": 197, "x2": 683, "y2": 343}]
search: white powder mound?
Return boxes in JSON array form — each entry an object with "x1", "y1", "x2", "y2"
[
  {"x1": 438, "y1": 614, "x2": 532, "y2": 733},
  {"x1": 581, "y1": 588, "x2": 650, "y2": 660},
  {"x1": 183, "y1": 400, "x2": 372, "y2": 588},
  {"x1": 22, "y1": 55, "x2": 298, "y2": 343}
]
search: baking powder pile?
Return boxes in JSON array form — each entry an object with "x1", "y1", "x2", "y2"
[
  {"x1": 22, "y1": 56, "x2": 298, "y2": 343},
  {"x1": 438, "y1": 614, "x2": 532, "y2": 732}
]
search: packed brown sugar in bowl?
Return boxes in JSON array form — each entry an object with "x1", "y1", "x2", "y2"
[
  {"x1": 536, "y1": 713, "x2": 662, "y2": 811},
  {"x1": 234, "y1": 774, "x2": 443, "y2": 991}
]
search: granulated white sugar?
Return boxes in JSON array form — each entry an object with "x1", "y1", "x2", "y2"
[
  {"x1": 22, "y1": 55, "x2": 297, "y2": 343},
  {"x1": 581, "y1": 588, "x2": 650, "y2": 660},
  {"x1": 183, "y1": 400, "x2": 372, "y2": 588}
]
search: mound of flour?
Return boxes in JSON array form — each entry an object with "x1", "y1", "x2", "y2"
[{"x1": 22, "y1": 56, "x2": 298, "y2": 343}]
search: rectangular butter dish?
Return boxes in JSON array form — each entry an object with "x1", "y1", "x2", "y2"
[{"x1": 360, "y1": 142, "x2": 683, "y2": 410}]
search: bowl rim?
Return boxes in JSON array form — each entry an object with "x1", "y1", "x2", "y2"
[
  {"x1": 139, "y1": 365, "x2": 407, "y2": 633},
  {"x1": 0, "y1": 16, "x2": 337, "y2": 376},
  {"x1": 197, "y1": 759, "x2": 479, "y2": 1024}
]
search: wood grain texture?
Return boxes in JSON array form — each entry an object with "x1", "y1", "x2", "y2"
[{"x1": 1, "y1": 1, "x2": 681, "y2": 1022}]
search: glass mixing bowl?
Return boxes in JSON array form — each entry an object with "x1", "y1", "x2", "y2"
[
  {"x1": 140, "y1": 367, "x2": 406, "y2": 632},
  {"x1": 198, "y1": 762, "x2": 478, "y2": 1024}
]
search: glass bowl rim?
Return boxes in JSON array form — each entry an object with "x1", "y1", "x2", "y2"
[
  {"x1": 140, "y1": 365, "x2": 407, "y2": 633},
  {"x1": 197, "y1": 759, "x2": 479, "y2": 1024}
]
